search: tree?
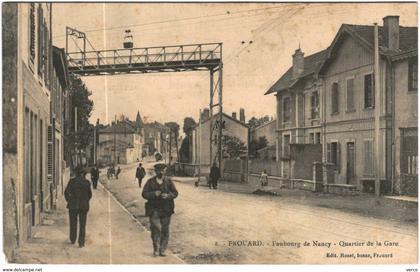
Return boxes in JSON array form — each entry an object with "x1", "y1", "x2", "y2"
[
  {"x1": 222, "y1": 135, "x2": 247, "y2": 159},
  {"x1": 180, "y1": 117, "x2": 196, "y2": 163},
  {"x1": 65, "y1": 74, "x2": 94, "y2": 167},
  {"x1": 179, "y1": 137, "x2": 190, "y2": 163},
  {"x1": 183, "y1": 117, "x2": 196, "y2": 135},
  {"x1": 247, "y1": 115, "x2": 271, "y2": 129},
  {"x1": 249, "y1": 136, "x2": 268, "y2": 157},
  {"x1": 164, "y1": 122, "x2": 180, "y2": 164}
]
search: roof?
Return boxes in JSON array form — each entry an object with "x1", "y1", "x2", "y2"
[
  {"x1": 265, "y1": 22, "x2": 417, "y2": 96},
  {"x1": 52, "y1": 46, "x2": 70, "y2": 89},
  {"x1": 251, "y1": 119, "x2": 277, "y2": 131},
  {"x1": 197, "y1": 112, "x2": 249, "y2": 129},
  {"x1": 265, "y1": 49, "x2": 328, "y2": 95},
  {"x1": 343, "y1": 24, "x2": 417, "y2": 54},
  {"x1": 99, "y1": 121, "x2": 137, "y2": 134}
]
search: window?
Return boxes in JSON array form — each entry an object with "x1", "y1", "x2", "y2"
[
  {"x1": 408, "y1": 58, "x2": 418, "y2": 92},
  {"x1": 401, "y1": 128, "x2": 418, "y2": 175},
  {"x1": 283, "y1": 97, "x2": 291, "y2": 123},
  {"x1": 363, "y1": 139, "x2": 374, "y2": 176},
  {"x1": 331, "y1": 82, "x2": 339, "y2": 114},
  {"x1": 309, "y1": 133, "x2": 314, "y2": 144},
  {"x1": 310, "y1": 92, "x2": 319, "y2": 119},
  {"x1": 37, "y1": 5, "x2": 44, "y2": 77},
  {"x1": 283, "y1": 135, "x2": 290, "y2": 157},
  {"x1": 327, "y1": 142, "x2": 340, "y2": 171},
  {"x1": 315, "y1": 132, "x2": 321, "y2": 144},
  {"x1": 346, "y1": 78, "x2": 355, "y2": 111},
  {"x1": 364, "y1": 74, "x2": 375, "y2": 108},
  {"x1": 29, "y1": 3, "x2": 36, "y2": 63}
]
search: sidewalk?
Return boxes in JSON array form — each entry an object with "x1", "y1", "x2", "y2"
[
  {"x1": 12, "y1": 180, "x2": 183, "y2": 264},
  {"x1": 172, "y1": 176, "x2": 418, "y2": 224}
]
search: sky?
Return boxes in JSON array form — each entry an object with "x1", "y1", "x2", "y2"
[{"x1": 52, "y1": 2, "x2": 417, "y2": 127}]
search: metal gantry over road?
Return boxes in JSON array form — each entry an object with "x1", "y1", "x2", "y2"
[{"x1": 66, "y1": 27, "x2": 224, "y2": 167}]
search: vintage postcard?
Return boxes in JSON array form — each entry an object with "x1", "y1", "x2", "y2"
[{"x1": 2, "y1": 1, "x2": 418, "y2": 269}]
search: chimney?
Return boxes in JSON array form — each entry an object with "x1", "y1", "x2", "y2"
[
  {"x1": 383, "y1": 16, "x2": 400, "y2": 50},
  {"x1": 292, "y1": 48, "x2": 304, "y2": 79},
  {"x1": 232, "y1": 112, "x2": 237, "y2": 119},
  {"x1": 239, "y1": 108, "x2": 245, "y2": 123},
  {"x1": 202, "y1": 108, "x2": 210, "y2": 121}
]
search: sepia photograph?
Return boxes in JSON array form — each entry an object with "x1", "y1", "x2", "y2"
[{"x1": 1, "y1": 1, "x2": 418, "y2": 269}]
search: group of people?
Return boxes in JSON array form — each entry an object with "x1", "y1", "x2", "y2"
[
  {"x1": 63, "y1": 161, "x2": 179, "y2": 257},
  {"x1": 107, "y1": 164, "x2": 121, "y2": 179}
]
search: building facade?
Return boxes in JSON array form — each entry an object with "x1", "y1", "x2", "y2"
[
  {"x1": 191, "y1": 111, "x2": 249, "y2": 170},
  {"x1": 3, "y1": 3, "x2": 58, "y2": 259},
  {"x1": 266, "y1": 16, "x2": 417, "y2": 195},
  {"x1": 266, "y1": 48, "x2": 327, "y2": 178},
  {"x1": 97, "y1": 119, "x2": 144, "y2": 165},
  {"x1": 143, "y1": 121, "x2": 169, "y2": 157},
  {"x1": 250, "y1": 119, "x2": 278, "y2": 160}
]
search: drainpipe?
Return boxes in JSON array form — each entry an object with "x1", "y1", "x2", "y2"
[
  {"x1": 320, "y1": 75, "x2": 327, "y2": 191},
  {"x1": 389, "y1": 57, "x2": 396, "y2": 195},
  {"x1": 374, "y1": 23, "x2": 381, "y2": 197}
]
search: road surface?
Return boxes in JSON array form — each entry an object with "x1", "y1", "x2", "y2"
[{"x1": 101, "y1": 161, "x2": 418, "y2": 264}]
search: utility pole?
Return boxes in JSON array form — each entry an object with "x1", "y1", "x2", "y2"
[
  {"x1": 74, "y1": 107, "x2": 79, "y2": 167},
  {"x1": 218, "y1": 63, "x2": 223, "y2": 169},
  {"x1": 196, "y1": 109, "x2": 202, "y2": 187},
  {"x1": 374, "y1": 23, "x2": 381, "y2": 197},
  {"x1": 113, "y1": 115, "x2": 117, "y2": 164},
  {"x1": 209, "y1": 69, "x2": 214, "y2": 166},
  {"x1": 169, "y1": 129, "x2": 172, "y2": 166}
]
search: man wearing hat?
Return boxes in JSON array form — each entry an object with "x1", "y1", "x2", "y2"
[
  {"x1": 142, "y1": 163, "x2": 178, "y2": 257},
  {"x1": 135, "y1": 162, "x2": 146, "y2": 188},
  {"x1": 64, "y1": 165, "x2": 92, "y2": 248}
]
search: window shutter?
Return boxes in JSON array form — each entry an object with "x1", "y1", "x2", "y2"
[
  {"x1": 336, "y1": 84, "x2": 339, "y2": 113},
  {"x1": 331, "y1": 83, "x2": 339, "y2": 114},
  {"x1": 336, "y1": 142, "x2": 341, "y2": 172},
  {"x1": 43, "y1": 20, "x2": 49, "y2": 86},
  {"x1": 29, "y1": 3, "x2": 36, "y2": 62},
  {"x1": 346, "y1": 79, "x2": 354, "y2": 110},
  {"x1": 47, "y1": 125, "x2": 53, "y2": 182},
  {"x1": 37, "y1": 5, "x2": 44, "y2": 76},
  {"x1": 372, "y1": 74, "x2": 375, "y2": 108},
  {"x1": 327, "y1": 143, "x2": 331, "y2": 163}
]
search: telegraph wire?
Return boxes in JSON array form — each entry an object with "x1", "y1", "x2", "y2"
[{"x1": 53, "y1": 3, "x2": 313, "y2": 39}]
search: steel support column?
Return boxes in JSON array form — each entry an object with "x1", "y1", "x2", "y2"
[
  {"x1": 209, "y1": 69, "x2": 214, "y2": 166},
  {"x1": 218, "y1": 63, "x2": 223, "y2": 169}
]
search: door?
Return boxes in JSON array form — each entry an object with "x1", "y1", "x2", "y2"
[{"x1": 346, "y1": 142, "x2": 355, "y2": 184}]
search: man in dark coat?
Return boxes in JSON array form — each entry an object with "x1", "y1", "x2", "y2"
[
  {"x1": 64, "y1": 166, "x2": 92, "y2": 248},
  {"x1": 90, "y1": 164, "x2": 100, "y2": 189},
  {"x1": 115, "y1": 166, "x2": 121, "y2": 179},
  {"x1": 142, "y1": 163, "x2": 178, "y2": 257},
  {"x1": 209, "y1": 162, "x2": 221, "y2": 189},
  {"x1": 135, "y1": 163, "x2": 146, "y2": 188}
]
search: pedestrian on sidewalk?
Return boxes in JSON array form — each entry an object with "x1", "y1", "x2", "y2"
[
  {"x1": 142, "y1": 163, "x2": 178, "y2": 257},
  {"x1": 64, "y1": 166, "x2": 92, "y2": 248},
  {"x1": 90, "y1": 164, "x2": 100, "y2": 189},
  {"x1": 135, "y1": 163, "x2": 146, "y2": 188},
  {"x1": 260, "y1": 169, "x2": 269, "y2": 187},
  {"x1": 209, "y1": 162, "x2": 220, "y2": 189},
  {"x1": 116, "y1": 166, "x2": 121, "y2": 179}
]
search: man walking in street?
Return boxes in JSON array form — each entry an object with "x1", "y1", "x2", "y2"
[
  {"x1": 135, "y1": 163, "x2": 146, "y2": 188},
  {"x1": 209, "y1": 162, "x2": 221, "y2": 189},
  {"x1": 64, "y1": 166, "x2": 92, "y2": 248},
  {"x1": 142, "y1": 163, "x2": 178, "y2": 257},
  {"x1": 116, "y1": 166, "x2": 121, "y2": 179},
  {"x1": 90, "y1": 164, "x2": 100, "y2": 189}
]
